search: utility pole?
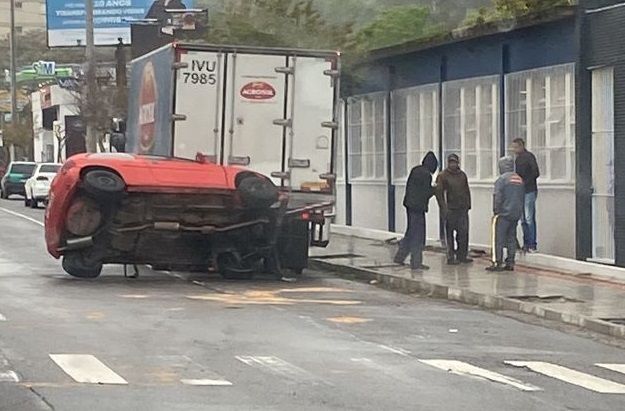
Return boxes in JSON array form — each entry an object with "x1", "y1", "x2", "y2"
[
  {"x1": 9, "y1": 0, "x2": 18, "y2": 125},
  {"x1": 85, "y1": 0, "x2": 98, "y2": 152}
]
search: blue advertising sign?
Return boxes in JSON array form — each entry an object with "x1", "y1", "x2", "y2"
[{"x1": 46, "y1": 0, "x2": 190, "y2": 47}]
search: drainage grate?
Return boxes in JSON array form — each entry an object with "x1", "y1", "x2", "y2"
[
  {"x1": 313, "y1": 253, "x2": 364, "y2": 260},
  {"x1": 601, "y1": 318, "x2": 625, "y2": 326},
  {"x1": 509, "y1": 295, "x2": 584, "y2": 303}
]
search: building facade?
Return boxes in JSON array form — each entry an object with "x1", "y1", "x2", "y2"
[
  {"x1": 0, "y1": 0, "x2": 46, "y2": 37},
  {"x1": 337, "y1": 1, "x2": 625, "y2": 266}
]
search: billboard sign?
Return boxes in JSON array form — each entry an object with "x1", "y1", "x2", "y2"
[{"x1": 46, "y1": 0, "x2": 190, "y2": 47}]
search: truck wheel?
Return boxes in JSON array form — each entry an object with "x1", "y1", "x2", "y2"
[
  {"x1": 62, "y1": 253, "x2": 103, "y2": 279},
  {"x1": 83, "y1": 169, "x2": 125, "y2": 200},
  {"x1": 236, "y1": 173, "x2": 279, "y2": 209},
  {"x1": 218, "y1": 252, "x2": 255, "y2": 280}
]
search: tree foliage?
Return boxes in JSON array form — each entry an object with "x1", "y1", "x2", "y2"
[
  {"x1": 463, "y1": 0, "x2": 574, "y2": 27},
  {"x1": 352, "y1": 6, "x2": 443, "y2": 52}
]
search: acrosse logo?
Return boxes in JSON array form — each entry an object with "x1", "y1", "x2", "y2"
[{"x1": 240, "y1": 81, "x2": 276, "y2": 100}]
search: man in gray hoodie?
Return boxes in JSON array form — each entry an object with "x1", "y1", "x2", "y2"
[{"x1": 487, "y1": 156, "x2": 525, "y2": 272}]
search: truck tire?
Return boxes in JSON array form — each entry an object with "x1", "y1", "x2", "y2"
[
  {"x1": 62, "y1": 253, "x2": 103, "y2": 279},
  {"x1": 83, "y1": 169, "x2": 125, "y2": 201},
  {"x1": 218, "y1": 252, "x2": 255, "y2": 280},
  {"x1": 236, "y1": 173, "x2": 279, "y2": 209}
]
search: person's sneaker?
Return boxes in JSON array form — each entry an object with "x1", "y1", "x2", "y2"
[
  {"x1": 527, "y1": 248, "x2": 539, "y2": 254},
  {"x1": 485, "y1": 265, "x2": 505, "y2": 272},
  {"x1": 504, "y1": 265, "x2": 515, "y2": 272},
  {"x1": 447, "y1": 259, "x2": 460, "y2": 265},
  {"x1": 458, "y1": 258, "x2": 474, "y2": 264},
  {"x1": 413, "y1": 264, "x2": 430, "y2": 271}
]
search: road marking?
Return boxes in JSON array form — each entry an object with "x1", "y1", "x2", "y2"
[
  {"x1": 378, "y1": 344, "x2": 411, "y2": 357},
  {"x1": 505, "y1": 361, "x2": 625, "y2": 394},
  {"x1": 0, "y1": 313, "x2": 6, "y2": 321},
  {"x1": 0, "y1": 207, "x2": 44, "y2": 227},
  {"x1": 421, "y1": 360, "x2": 541, "y2": 392},
  {"x1": 49, "y1": 354, "x2": 128, "y2": 385},
  {"x1": 596, "y1": 363, "x2": 625, "y2": 375},
  {"x1": 236, "y1": 356, "x2": 322, "y2": 383},
  {"x1": 0, "y1": 371, "x2": 19, "y2": 382},
  {"x1": 326, "y1": 316, "x2": 372, "y2": 324},
  {"x1": 180, "y1": 379, "x2": 233, "y2": 386},
  {"x1": 351, "y1": 358, "x2": 412, "y2": 383}
]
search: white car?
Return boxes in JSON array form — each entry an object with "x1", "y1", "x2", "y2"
[{"x1": 24, "y1": 163, "x2": 62, "y2": 208}]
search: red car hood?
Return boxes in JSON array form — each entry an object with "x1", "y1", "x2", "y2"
[{"x1": 68, "y1": 153, "x2": 241, "y2": 191}]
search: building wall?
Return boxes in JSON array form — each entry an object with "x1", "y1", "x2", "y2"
[
  {"x1": 0, "y1": 0, "x2": 45, "y2": 37},
  {"x1": 341, "y1": 16, "x2": 579, "y2": 258},
  {"x1": 580, "y1": 1, "x2": 625, "y2": 266}
]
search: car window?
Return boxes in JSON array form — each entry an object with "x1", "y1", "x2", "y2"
[
  {"x1": 40, "y1": 165, "x2": 61, "y2": 173},
  {"x1": 11, "y1": 164, "x2": 36, "y2": 175}
]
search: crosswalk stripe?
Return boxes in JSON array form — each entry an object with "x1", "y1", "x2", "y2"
[
  {"x1": 0, "y1": 371, "x2": 19, "y2": 382},
  {"x1": 505, "y1": 361, "x2": 625, "y2": 394},
  {"x1": 236, "y1": 356, "x2": 322, "y2": 383},
  {"x1": 180, "y1": 379, "x2": 233, "y2": 386},
  {"x1": 596, "y1": 364, "x2": 625, "y2": 375},
  {"x1": 49, "y1": 354, "x2": 128, "y2": 385},
  {"x1": 419, "y1": 360, "x2": 541, "y2": 392}
]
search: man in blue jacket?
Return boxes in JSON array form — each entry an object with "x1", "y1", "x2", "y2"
[
  {"x1": 487, "y1": 156, "x2": 525, "y2": 272},
  {"x1": 394, "y1": 151, "x2": 438, "y2": 271}
]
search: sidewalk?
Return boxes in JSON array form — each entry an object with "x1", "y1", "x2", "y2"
[{"x1": 310, "y1": 234, "x2": 625, "y2": 339}]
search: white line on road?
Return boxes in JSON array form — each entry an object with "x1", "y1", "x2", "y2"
[
  {"x1": 378, "y1": 344, "x2": 411, "y2": 357},
  {"x1": 0, "y1": 371, "x2": 19, "y2": 382},
  {"x1": 0, "y1": 207, "x2": 44, "y2": 227},
  {"x1": 420, "y1": 360, "x2": 542, "y2": 392},
  {"x1": 236, "y1": 355, "x2": 323, "y2": 384},
  {"x1": 180, "y1": 379, "x2": 233, "y2": 386},
  {"x1": 596, "y1": 363, "x2": 625, "y2": 375},
  {"x1": 49, "y1": 354, "x2": 128, "y2": 385},
  {"x1": 0, "y1": 313, "x2": 6, "y2": 321},
  {"x1": 505, "y1": 361, "x2": 625, "y2": 394}
]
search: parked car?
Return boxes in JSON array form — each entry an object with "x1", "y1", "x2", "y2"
[
  {"x1": 0, "y1": 162, "x2": 37, "y2": 199},
  {"x1": 45, "y1": 153, "x2": 317, "y2": 279},
  {"x1": 24, "y1": 163, "x2": 62, "y2": 208}
]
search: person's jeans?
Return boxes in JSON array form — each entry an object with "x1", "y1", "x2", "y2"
[
  {"x1": 395, "y1": 209, "x2": 426, "y2": 269},
  {"x1": 521, "y1": 191, "x2": 537, "y2": 250}
]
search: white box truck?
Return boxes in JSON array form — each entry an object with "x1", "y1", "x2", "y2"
[{"x1": 122, "y1": 43, "x2": 341, "y2": 274}]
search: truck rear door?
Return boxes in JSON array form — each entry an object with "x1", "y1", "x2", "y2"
[
  {"x1": 173, "y1": 50, "x2": 225, "y2": 161},
  {"x1": 223, "y1": 54, "x2": 287, "y2": 182}
]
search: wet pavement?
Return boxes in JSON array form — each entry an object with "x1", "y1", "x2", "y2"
[{"x1": 311, "y1": 235, "x2": 625, "y2": 335}]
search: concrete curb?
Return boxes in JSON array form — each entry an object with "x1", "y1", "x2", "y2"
[{"x1": 311, "y1": 259, "x2": 625, "y2": 339}]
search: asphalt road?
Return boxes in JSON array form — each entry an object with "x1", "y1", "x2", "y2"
[{"x1": 1, "y1": 197, "x2": 625, "y2": 411}]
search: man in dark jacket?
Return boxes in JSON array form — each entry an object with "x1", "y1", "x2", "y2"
[
  {"x1": 512, "y1": 138, "x2": 540, "y2": 252},
  {"x1": 435, "y1": 153, "x2": 472, "y2": 265},
  {"x1": 487, "y1": 156, "x2": 525, "y2": 272},
  {"x1": 394, "y1": 151, "x2": 438, "y2": 271}
]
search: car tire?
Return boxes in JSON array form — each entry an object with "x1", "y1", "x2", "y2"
[
  {"x1": 24, "y1": 196, "x2": 30, "y2": 207},
  {"x1": 83, "y1": 169, "x2": 126, "y2": 200},
  {"x1": 236, "y1": 173, "x2": 279, "y2": 209},
  {"x1": 62, "y1": 253, "x2": 103, "y2": 279},
  {"x1": 1, "y1": 189, "x2": 8, "y2": 200},
  {"x1": 30, "y1": 197, "x2": 38, "y2": 209}
]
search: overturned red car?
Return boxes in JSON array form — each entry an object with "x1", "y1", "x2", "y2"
[{"x1": 45, "y1": 153, "x2": 320, "y2": 279}]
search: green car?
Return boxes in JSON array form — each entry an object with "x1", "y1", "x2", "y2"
[{"x1": 1, "y1": 162, "x2": 37, "y2": 199}]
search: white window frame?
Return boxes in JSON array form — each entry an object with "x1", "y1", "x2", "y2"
[
  {"x1": 347, "y1": 92, "x2": 388, "y2": 182},
  {"x1": 391, "y1": 84, "x2": 439, "y2": 185},
  {"x1": 505, "y1": 63, "x2": 576, "y2": 184},
  {"x1": 443, "y1": 75, "x2": 500, "y2": 183}
]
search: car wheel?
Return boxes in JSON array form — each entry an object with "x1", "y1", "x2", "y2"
[
  {"x1": 236, "y1": 173, "x2": 279, "y2": 209},
  {"x1": 24, "y1": 196, "x2": 30, "y2": 207},
  {"x1": 30, "y1": 197, "x2": 38, "y2": 209},
  {"x1": 1, "y1": 189, "x2": 8, "y2": 200},
  {"x1": 62, "y1": 253, "x2": 103, "y2": 279},
  {"x1": 83, "y1": 169, "x2": 125, "y2": 200}
]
